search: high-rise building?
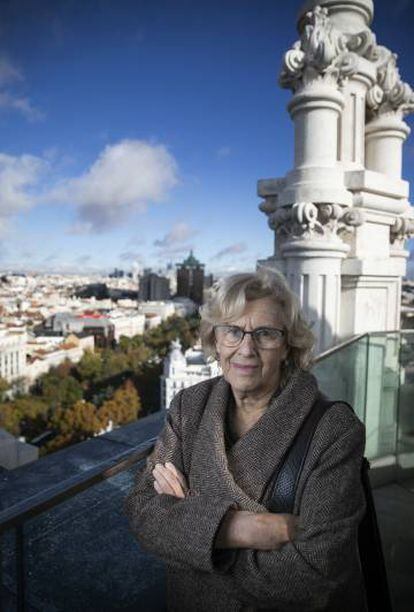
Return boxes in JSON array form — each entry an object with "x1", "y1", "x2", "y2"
[
  {"x1": 139, "y1": 272, "x2": 170, "y2": 301},
  {"x1": 176, "y1": 251, "x2": 205, "y2": 305}
]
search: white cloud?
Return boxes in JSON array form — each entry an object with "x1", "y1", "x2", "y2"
[
  {"x1": 51, "y1": 139, "x2": 178, "y2": 233},
  {"x1": 119, "y1": 251, "x2": 142, "y2": 262},
  {"x1": 0, "y1": 139, "x2": 178, "y2": 237},
  {"x1": 0, "y1": 57, "x2": 44, "y2": 122},
  {"x1": 212, "y1": 242, "x2": 247, "y2": 259},
  {"x1": 0, "y1": 153, "x2": 48, "y2": 232},
  {"x1": 74, "y1": 254, "x2": 92, "y2": 265},
  {"x1": 156, "y1": 243, "x2": 194, "y2": 257},
  {"x1": 154, "y1": 222, "x2": 194, "y2": 248},
  {"x1": 0, "y1": 58, "x2": 22, "y2": 87},
  {"x1": 0, "y1": 92, "x2": 44, "y2": 122}
]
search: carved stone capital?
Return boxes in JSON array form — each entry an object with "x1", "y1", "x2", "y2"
[
  {"x1": 367, "y1": 45, "x2": 414, "y2": 118},
  {"x1": 347, "y1": 28, "x2": 377, "y2": 59},
  {"x1": 266, "y1": 202, "x2": 365, "y2": 243},
  {"x1": 281, "y1": 7, "x2": 414, "y2": 118},
  {"x1": 280, "y1": 6, "x2": 354, "y2": 92},
  {"x1": 366, "y1": 84, "x2": 384, "y2": 111},
  {"x1": 302, "y1": 6, "x2": 347, "y2": 70},
  {"x1": 390, "y1": 216, "x2": 414, "y2": 246},
  {"x1": 258, "y1": 197, "x2": 278, "y2": 216}
]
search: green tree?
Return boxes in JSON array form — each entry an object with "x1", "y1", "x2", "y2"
[
  {"x1": 0, "y1": 396, "x2": 49, "y2": 439},
  {"x1": 75, "y1": 350, "x2": 102, "y2": 383},
  {"x1": 0, "y1": 402, "x2": 20, "y2": 435},
  {"x1": 100, "y1": 349, "x2": 129, "y2": 380},
  {"x1": 143, "y1": 315, "x2": 200, "y2": 357},
  {"x1": 38, "y1": 372, "x2": 83, "y2": 409},
  {"x1": 15, "y1": 397, "x2": 50, "y2": 441},
  {"x1": 0, "y1": 377, "x2": 10, "y2": 402}
]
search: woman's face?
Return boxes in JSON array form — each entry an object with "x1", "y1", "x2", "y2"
[{"x1": 215, "y1": 297, "x2": 287, "y2": 399}]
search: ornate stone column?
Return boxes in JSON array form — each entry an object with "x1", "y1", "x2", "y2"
[
  {"x1": 366, "y1": 114, "x2": 410, "y2": 179},
  {"x1": 258, "y1": 0, "x2": 414, "y2": 355},
  {"x1": 278, "y1": 7, "x2": 353, "y2": 208},
  {"x1": 365, "y1": 47, "x2": 413, "y2": 178},
  {"x1": 259, "y1": 201, "x2": 363, "y2": 353},
  {"x1": 258, "y1": 4, "x2": 362, "y2": 352},
  {"x1": 341, "y1": 38, "x2": 414, "y2": 336}
]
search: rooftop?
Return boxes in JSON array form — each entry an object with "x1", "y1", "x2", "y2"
[{"x1": 0, "y1": 330, "x2": 413, "y2": 611}]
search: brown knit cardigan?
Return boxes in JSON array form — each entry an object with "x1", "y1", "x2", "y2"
[{"x1": 125, "y1": 370, "x2": 368, "y2": 612}]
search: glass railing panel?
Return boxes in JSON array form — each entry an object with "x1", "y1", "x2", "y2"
[
  {"x1": 313, "y1": 332, "x2": 401, "y2": 461},
  {"x1": 1, "y1": 462, "x2": 165, "y2": 611},
  {"x1": 313, "y1": 335, "x2": 368, "y2": 422},
  {"x1": 365, "y1": 333, "x2": 400, "y2": 461},
  {"x1": 397, "y1": 331, "x2": 414, "y2": 486}
]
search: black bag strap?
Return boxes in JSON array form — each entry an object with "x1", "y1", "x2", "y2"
[
  {"x1": 267, "y1": 394, "x2": 333, "y2": 513},
  {"x1": 267, "y1": 394, "x2": 393, "y2": 612}
]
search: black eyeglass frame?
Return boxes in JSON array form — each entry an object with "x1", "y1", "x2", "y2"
[{"x1": 213, "y1": 324, "x2": 285, "y2": 348}]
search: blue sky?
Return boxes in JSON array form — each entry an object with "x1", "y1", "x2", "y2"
[{"x1": 0, "y1": 0, "x2": 413, "y2": 276}]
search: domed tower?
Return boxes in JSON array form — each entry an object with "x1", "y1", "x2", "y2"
[{"x1": 176, "y1": 251, "x2": 205, "y2": 305}]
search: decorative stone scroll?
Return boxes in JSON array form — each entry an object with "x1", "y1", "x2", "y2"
[
  {"x1": 281, "y1": 4, "x2": 414, "y2": 119},
  {"x1": 280, "y1": 6, "x2": 358, "y2": 91},
  {"x1": 390, "y1": 216, "x2": 414, "y2": 248},
  {"x1": 262, "y1": 201, "x2": 364, "y2": 242},
  {"x1": 367, "y1": 45, "x2": 414, "y2": 118}
]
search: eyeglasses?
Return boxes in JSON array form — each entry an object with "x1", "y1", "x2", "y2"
[{"x1": 214, "y1": 324, "x2": 285, "y2": 349}]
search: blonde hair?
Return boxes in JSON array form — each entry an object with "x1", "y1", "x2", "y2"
[{"x1": 200, "y1": 269, "x2": 314, "y2": 387}]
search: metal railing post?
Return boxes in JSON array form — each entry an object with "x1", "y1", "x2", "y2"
[{"x1": 363, "y1": 334, "x2": 370, "y2": 426}]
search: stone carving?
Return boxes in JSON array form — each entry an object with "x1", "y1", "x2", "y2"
[
  {"x1": 366, "y1": 45, "x2": 414, "y2": 118},
  {"x1": 258, "y1": 197, "x2": 278, "y2": 215},
  {"x1": 347, "y1": 28, "x2": 377, "y2": 60},
  {"x1": 390, "y1": 217, "x2": 414, "y2": 247},
  {"x1": 280, "y1": 6, "x2": 356, "y2": 91},
  {"x1": 280, "y1": 5, "x2": 414, "y2": 118},
  {"x1": 366, "y1": 84, "x2": 384, "y2": 111},
  {"x1": 261, "y1": 201, "x2": 364, "y2": 241},
  {"x1": 301, "y1": 6, "x2": 346, "y2": 71}
]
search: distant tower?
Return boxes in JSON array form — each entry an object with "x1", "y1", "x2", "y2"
[
  {"x1": 138, "y1": 272, "x2": 170, "y2": 301},
  {"x1": 176, "y1": 251, "x2": 205, "y2": 305}
]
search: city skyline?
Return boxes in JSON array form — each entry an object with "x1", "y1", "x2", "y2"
[{"x1": 0, "y1": 0, "x2": 413, "y2": 276}]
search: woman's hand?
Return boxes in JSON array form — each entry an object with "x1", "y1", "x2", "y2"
[
  {"x1": 152, "y1": 462, "x2": 188, "y2": 499},
  {"x1": 215, "y1": 509, "x2": 299, "y2": 550},
  {"x1": 253, "y1": 512, "x2": 299, "y2": 549}
]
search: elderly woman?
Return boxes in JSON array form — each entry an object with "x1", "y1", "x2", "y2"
[{"x1": 125, "y1": 270, "x2": 367, "y2": 612}]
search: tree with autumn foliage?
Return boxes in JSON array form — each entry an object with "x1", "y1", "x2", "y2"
[
  {"x1": 0, "y1": 396, "x2": 49, "y2": 438},
  {"x1": 98, "y1": 379, "x2": 141, "y2": 427},
  {"x1": 45, "y1": 400, "x2": 102, "y2": 453},
  {"x1": 43, "y1": 379, "x2": 142, "y2": 454}
]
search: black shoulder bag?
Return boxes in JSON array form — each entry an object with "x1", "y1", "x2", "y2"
[{"x1": 267, "y1": 395, "x2": 393, "y2": 612}]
